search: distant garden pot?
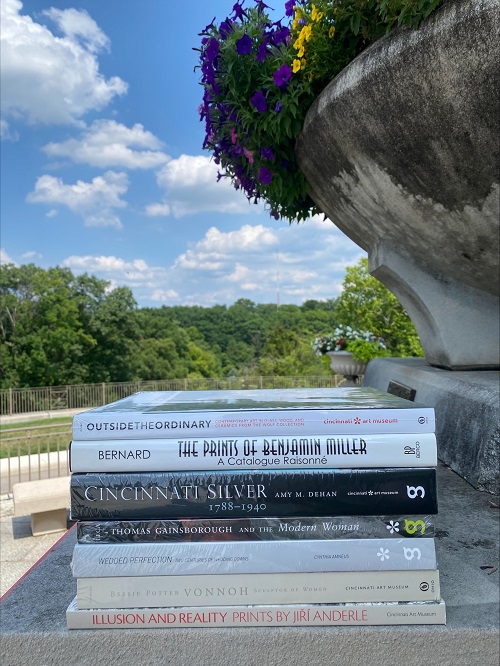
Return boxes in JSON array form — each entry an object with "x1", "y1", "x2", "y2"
[{"x1": 327, "y1": 351, "x2": 367, "y2": 386}]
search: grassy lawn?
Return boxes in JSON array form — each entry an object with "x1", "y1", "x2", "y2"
[{"x1": 0, "y1": 416, "x2": 73, "y2": 431}]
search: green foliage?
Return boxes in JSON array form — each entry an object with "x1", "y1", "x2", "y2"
[
  {"x1": 333, "y1": 257, "x2": 424, "y2": 357},
  {"x1": 0, "y1": 260, "x2": 424, "y2": 387},
  {"x1": 198, "y1": 0, "x2": 443, "y2": 222}
]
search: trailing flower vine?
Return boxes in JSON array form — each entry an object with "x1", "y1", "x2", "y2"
[{"x1": 196, "y1": 0, "x2": 443, "y2": 222}]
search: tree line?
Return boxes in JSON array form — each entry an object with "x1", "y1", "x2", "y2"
[{"x1": 0, "y1": 259, "x2": 423, "y2": 388}]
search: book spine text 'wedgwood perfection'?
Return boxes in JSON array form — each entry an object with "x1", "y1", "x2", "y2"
[{"x1": 70, "y1": 537, "x2": 437, "y2": 578}]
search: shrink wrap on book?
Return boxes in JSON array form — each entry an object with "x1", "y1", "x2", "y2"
[
  {"x1": 67, "y1": 598, "x2": 447, "y2": 628},
  {"x1": 70, "y1": 537, "x2": 437, "y2": 577},
  {"x1": 68, "y1": 432, "x2": 437, "y2": 472},
  {"x1": 70, "y1": 468, "x2": 438, "y2": 520},
  {"x1": 75, "y1": 569, "x2": 441, "y2": 608},
  {"x1": 76, "y1": 515, "x2": 435, "y2": 544},
  {"x1": 72, "y1": 387, "x2": 435, "y2": 441}
]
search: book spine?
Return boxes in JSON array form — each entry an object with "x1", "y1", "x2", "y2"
[
  {"x1": 70, "y1": 468, "x2": 438, "y2": 520},
  {"x1": 67, "y1": 599, "x2": 447, "y2": 628},
  {"x1": 70, "y1": 538, "x2": 437, "y2": 578},
  {"x1": 75, "y1": 569, "x2": 440, "y2": 608},
  {"x1": 77, "y1": 515, "x2": 435, "y2": 544},
  {"x1": 72, "y1": 406, "x2": 436, "y2": 440},
  {"x1": 69, "y1": 432, "x2": 437, "y2": 472}
]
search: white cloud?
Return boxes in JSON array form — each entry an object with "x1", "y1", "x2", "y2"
[
  {"x1": 42, "y1": 7, "x2": 110, "y2": 54},
  {"x1": 46, "y1": 209, "x2": 58, "y2": 218},
  {"x1": 43, "y1": 120, "x2": 170, "y2": 169},
  {"x1": 57, "y1": 216, "x2": 365, "y2": 307},
  {"x1": 21, "y1": 250, "x2": 42, "y2": 260},
  {"x1": 145, "y1": 203, "x2": 171, "y2": 217},
  {"x1": 155, "y1": 154, "x2": 261, "y2": 218},
  {"x1": 0, "y1": 118, "x2": 18, "y2": 141},
  {"x1": 1, "y1": 0, "x2": 127, "y2": 127},
  {"x1": 0, "y1": 248, "x2": 17, "y2": 266},
  {"x1": 27, "y1": 171, "x2": 128, "y2": 228}
]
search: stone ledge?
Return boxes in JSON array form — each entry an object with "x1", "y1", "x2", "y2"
[
  {"x1": 0, "y1": 463, "x2": 498, "y2": 665},
  {"x1": 363, "y1": 358, "x2": 500, "y2": 493}
]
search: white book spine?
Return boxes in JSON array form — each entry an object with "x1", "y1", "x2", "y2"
[
  {"x1": 67, "y1": 598, "x2": 447, "y2": 628},
  {"x1": 71, "y1": 538, "x2": 437, "y2": 578},
  {"x1": 73, "y1": 407, "x2": 435, "y2": 440},
  {"x1": 76, "y1": 569, "x2": 441, "y2": 609},
  {"x1": 69, "y1": 432, "x2": 437, "y2": 472}
]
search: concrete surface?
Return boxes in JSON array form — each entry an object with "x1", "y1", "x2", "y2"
[
  {"x1": 363, "y1": 358, "x2": 500, "y2": 493},
  {"x1": 296, "y1": 0, "x2": 500, "y2": 369},
  {"x1": 0, "y1": 462, "x2": 498, "y2": 666}
]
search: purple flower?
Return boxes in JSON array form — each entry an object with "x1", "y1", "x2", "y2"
[
  {"x1": 274, "y1": 100, "x2": 283, "y2": 113},
  {"x1": 219, "y1": 21, "x2": 233, "y2": 40},
  {"x1": 272, "y1": 24, "x2": 290, "y2": 45},
  {"x1": 232, "y1": 2, "x2": 247, "y2": 20},
  {"x1": 236, "y1": 33, "x2": 252, "y2": 54},
  {"x1": 258, "y1": 166, "x2": 273, "y2": 185},
  {"x1": 251, "y1": 90, "x2": 267, "y2": 113},
  {"x1": 261, "y1": 147, "x2": 274, "y2": 160},
  {"x1": 257, "y1": 36, "x2": 270, "y2": 62},
  {"x1": 205, "y1": 37, "x2": 219, "y2": 63},
  {"x1": 285, "y1": 0, "x2": 295, "y2": 16},
  {"x1": 273, "y1": 64, "x2": 292, "y2": 88}
]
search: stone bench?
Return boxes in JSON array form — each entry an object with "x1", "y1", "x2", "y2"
[{"x1": 12, "y1": 476, "x2": 70, "y2": 536}]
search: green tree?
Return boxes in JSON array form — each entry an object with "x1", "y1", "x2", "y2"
[{"x1": 333, "y1": 258, "x2": 423, "y2": 357}]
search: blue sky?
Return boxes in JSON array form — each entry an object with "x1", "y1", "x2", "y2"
[{"x1": 1, "y1": 0, "x2": 365, "y2": 307}]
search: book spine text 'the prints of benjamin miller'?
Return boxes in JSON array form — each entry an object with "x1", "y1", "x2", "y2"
[
  {"x1": 70, "y1": 538, "x2": 437, "y2": 578},
  {"x1": 67, "y1": 599, "x2": 447, "y2": 629},
  {"x1": 72, "y1": 406, "x2": 435, "y2": 440},
  {"x1": 76, "y1": 515, "x2": 435, "y2": 543},
  {"x1": 68, "y1": 432, "x2": 437, "y2": 472},
  {"x1": 70, "y1": 468, "x2": 438, "y2": 520},
  {"x1": 75, "y1": 569, "x2": 440, "y2": 609}
]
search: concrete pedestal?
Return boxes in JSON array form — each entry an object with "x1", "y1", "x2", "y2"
[
  {"x1": 0, "y1": 463, "x2": 498, "y2": 666},
  {"x1": 363, "y1": 358, "x2": 500, "y2": 494}
]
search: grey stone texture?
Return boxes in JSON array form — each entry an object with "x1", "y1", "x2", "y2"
[
  {"x1": 296, "y1": 0, "x2": 500, "y2": 370},
  {"x1": 363, "y1": 358, "x2": 500, "y2": 493},
  {"x1": 1, "y1": 462, "x2": 498, "y2": 666}
]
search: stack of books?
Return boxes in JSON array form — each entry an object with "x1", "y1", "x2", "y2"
[{"x1": 66, "y1": 387, "x2": 446, "y2": 629}]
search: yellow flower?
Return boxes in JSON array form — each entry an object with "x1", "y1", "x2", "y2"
[
  {"x1": 292, "y1": 59, "x2": 301, "y2": 73},
  {"x1": 297, "y1": 45, "x2": 305, "y2": 57},
  {"x1": 301, "y1": 25, "x2": 312, "y2": 41},
  {"x1": 311, "y1": 5, "x2": 323, "y2": 22},
  {"x1": 301, "y1": 58, "x2": 307, "y2": 69},
  {"x1": 329, "y1": 25, "x2": 336, "y2": 38}
]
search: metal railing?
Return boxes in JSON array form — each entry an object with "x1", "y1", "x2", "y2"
[
  {"x1": 0, "y1": 375, "x2": 349, "y2": 493},
  {"x1": 0, "y1": 375, "x2": 343, "y2": 416},
  {"x1": 0, "y1": 424, "x2": 71, "y2": 494}
]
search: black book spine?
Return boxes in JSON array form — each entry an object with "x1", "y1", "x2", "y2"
[{"x1": 70, "y1": 468, "x2": 437, "y2": 520}]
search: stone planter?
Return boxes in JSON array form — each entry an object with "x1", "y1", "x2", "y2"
[
  {"x1": 296, "y1": 0, "x2": 499, "y2": 370},
  {"x1": 326, "y1": 351, "x2": 367, "y2": 386}
]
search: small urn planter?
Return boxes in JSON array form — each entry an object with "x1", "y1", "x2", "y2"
[{"x1": 327, "y1": 351, "x2": 367, "y2": 386}]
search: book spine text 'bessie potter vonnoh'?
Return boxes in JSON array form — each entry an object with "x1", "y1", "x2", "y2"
[
  {"x1": 70, "y1": 468, "x2": 438, "y2": 520},
  {"x1": 67, "y1": 599, "x2": 447, "y2": 629},
  {"x1": 75, "y1": 569, "x2": 440, "y2": 609},
  {"x1": 76, "y1": 515, "x2": 435, "y2": 544},
  {"x1": 70, "y1": 537, "x2": 437, "y2": 578},
  {"x1": 68, "y1": 432, "x2": 437, "y2": 472},
  {"x1": 72, "y1": 407, "x2": 436, "y2": 441}
]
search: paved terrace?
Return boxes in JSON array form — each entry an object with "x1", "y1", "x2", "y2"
[{"x1": 0, "y1": 461, "x2": 498, "y2": 666}]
